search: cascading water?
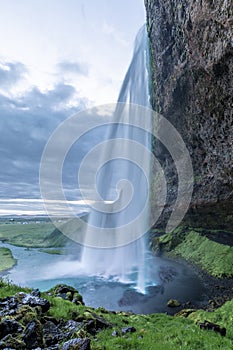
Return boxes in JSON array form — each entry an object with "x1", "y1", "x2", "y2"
[{"x1": 80, "y1": 25, "x2": 152, "y2": 294}]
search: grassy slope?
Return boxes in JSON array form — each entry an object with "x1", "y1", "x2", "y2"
[
  {"x1": 0, "y1": 222, "x2": 68, "y2": 248},
  {"x1": 174, "y1": 230, "x2": 233, "y2": 278},
  {"x1": 152, "y1": 227, "x2": 233, "y2": 278},
  {"x1": 0, "y1": 247, "x2": 16, "y2": 272}
]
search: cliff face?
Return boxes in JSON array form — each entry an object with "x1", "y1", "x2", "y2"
[{"x1": 145, "y1": 0, "x2": 233, "y2": 206}]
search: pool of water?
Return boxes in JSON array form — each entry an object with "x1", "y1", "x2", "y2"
[{"x1": 1, "y1": 243, "x2": 207, "y2": 314}]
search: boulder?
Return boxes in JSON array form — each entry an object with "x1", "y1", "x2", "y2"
[
  {"x1": 0, "y1": 319, "x2": 22, "y2": 339},
  {"x1": 200, "y1": 320, "x2": 226, "y2": 336},
  {"x1": 62, "y1": 338, "x2": 91, "y2": 350},
  {"x1": 19, "y1": 293, "x2": 50, "y2": 313},
  {"x1": 0, "y1": 334, "x2": 26, "y2": 349},
  {"x1": 121, "y1": 326, "x2": 136, "y2": 334},
  {"x1": 43, "y1": 321, "x2": 64, "y2": 347},
  {"x1": 23, "y1": 319, "x2": 44, "y2": 349},
  {"x1": 167, "y1": 299, "x2": 181, "y2": 308}
]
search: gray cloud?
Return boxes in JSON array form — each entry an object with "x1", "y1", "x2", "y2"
[
  {"x1": 58, "y1": 60, "x2": 89, "y2": 76},
  {"x1": 0, "y1": 79, "x2": 89, "y2": 199},
  {"x1": 0, "y1": 61, "x2": 27, "y2": 88}
]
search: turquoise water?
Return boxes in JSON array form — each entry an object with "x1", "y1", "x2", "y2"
[{"x1": 2, "y1": 242, "x2": 207, "y2": 314}]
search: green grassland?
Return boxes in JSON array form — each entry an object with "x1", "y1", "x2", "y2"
[
  {"x1": 0, "y1": 221, "x2": 68, "y2": 248},
  {"x1": 151, "y1": 227, "x2": 233, "y2": 278},
  {"x1": 0, "y1": 247, "x2": 16, "y2": 272}
]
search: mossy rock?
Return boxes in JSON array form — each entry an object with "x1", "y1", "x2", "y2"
[
  {"x1": 175, "y1": 309, "x2": 197, "y2": 318},
  {"x1": 23, "y1": 318, "x2": 44, "y2": 349},
  {"x1": 167, "y1": 299, "x2": 181, "y2": 307},
  {"x1": 14, "y1": 305, "x2": 38, "y2": 325},
  {"x1": 0, "y1": 333, "x2": 26, "y2": 349}
]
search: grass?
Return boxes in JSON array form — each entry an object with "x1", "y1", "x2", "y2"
[
  {"x1": 173, "y1": 230, "x2": 233, "y2": 278},
  {"x1": 153, "y1": 227, "x2": 233, "y2": 278},
  {"x1": 45, "y1": 293, "x2": 233, "y2": 349},
  {"x1": 0, "y1": 277, "x2": 31, "y2": 298},
  {"x1": 0, "y1": 247, "x2": 16, "y2": 272},
  {"x1": 0, "y1": 222, "x2": 68, "y2": 248},
  {"x1": 187, "y1": 299, "x2": 233, "y2": 339},
  {"x1": 93, "y1": 314, "x2": 232, "y2": 350}
]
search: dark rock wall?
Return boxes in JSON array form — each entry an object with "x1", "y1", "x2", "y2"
[{"x1": 145, "y1": 0, "x2": 233, "y2": 206}]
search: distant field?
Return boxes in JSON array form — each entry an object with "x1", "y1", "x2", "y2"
[{"x1": 0, "y1": 221, "x2": 68, "y2": 248}]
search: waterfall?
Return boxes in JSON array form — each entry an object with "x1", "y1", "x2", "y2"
[{"x1": 80, "y1": 25, "x2": 152, "y2": 294}]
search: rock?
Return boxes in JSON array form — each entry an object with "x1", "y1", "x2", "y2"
[
  {"x1": 167, "y1": 299, "x2": 181, "y2": 308},
  {"x1": 62, "y1": 338, "x2": 91, "y2": 350},
  {"x1": 64, "y1": 320, "x2": 81, "y2": 335},
  {"x1": 23, "y1": 319, "x2": 44, "y2": 349},
  {"x1": 112, "y1": 330, "x2": 119, "y2": 337},
  {"x1": 43, "y1": 321, "x2": 64, "y2": 347},
  {"x1": 19, "y1": 293, "x2": 50, "y2": 313},
  {"x1": 145, "y1": 0, "x2": 233, "y2": 210},
  {"x1": 121, "y1": 326, "x2": 136, "y2": 334},
  {"x1": 200, "y1": 320, "x2": 226, "y2": 336},
  {"x1": 31, "y1": 289, "x2": 41, "y2": 298},
  {"x1": 72, "y1": 292, "x2": 84, "y2": 305},
  {"x1": 0, "y1": 334, "x2": 26, "y2": 349},
  {"x1": 0, "y1": 319, "x2": 22, "y2": 339},
  {"x1": 49, "y1": 285, "x2": 84, "y2": 305},
  {"x1": 83, "y1": 312, "x2": 111, "y2": 335},
  {"x1": 175, "y1": 309, "x2": 196, "y2": 317}
]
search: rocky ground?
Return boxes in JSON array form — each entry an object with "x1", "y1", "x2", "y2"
[{"x1": 1, "y1": 281, "x2": 233, "y2": 350}]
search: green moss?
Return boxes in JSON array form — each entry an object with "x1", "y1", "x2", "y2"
[
  {"x1": 173, "y1": 230, "x2": 233, "y2": 278},
  {"x1": 0, "y1": 247, "x2": 16, "y2": 272},
  {"x1": 153, "y1": 228, "x2": 233, "y2": 278}
]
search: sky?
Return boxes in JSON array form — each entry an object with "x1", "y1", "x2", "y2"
[{"x1": 0, "y1": 0, "x2": 147, "y2": 215}]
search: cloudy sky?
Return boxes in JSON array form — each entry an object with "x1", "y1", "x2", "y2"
[{"x1": 0, "y1": 0, "x2": 146, "y2": 215}]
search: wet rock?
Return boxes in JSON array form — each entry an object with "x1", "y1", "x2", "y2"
[
  {"x1": 23, "y1": 319, "x2": 44, "y2": 349},
  {"x1": 43, "y1": 321, "x2": 64, "y2": 347},
  {"x1": 0, "y1": 297, "x2": 18, "y2": 317},
  {"x1": 64, "y1": 320, "x2": 81, "y2": 335},
  {"x1": 19, "y1": 293, "x2": 50, "y2": 313},
  {"x1": 200, "y1": 320, "x2": 226, "y2": 336},
  {"x1": 0, "y1": 319, "x2": 22, "y2": 339},
  {"x1": 62, "y1": 338, "x2": 91, "y2": 350},
  {"x1": 31, "y1": 289, "x2": 41, "y2": 298},
  {"x1": 167, "y1": 299, "x2": 181, "y2": 308},
  {"x1": 0, "y1": 334, "x2": 26, "y2": 349},
  {"x1": 121, "y1": 326, "x2": 136, "y2": 334}
]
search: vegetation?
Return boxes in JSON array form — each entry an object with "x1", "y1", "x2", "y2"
[
  {"x1": 0, "y1": 221, "x2": 68, "y2": 248},
  {"x1": 0, "y1": 247, "x2": 16, "y2": 272},
  {"x1": 0, "y1": 279, "x2": 232, "y2": 349},
  {"x1": 0, "y1": 277, "x2": 31, "y2": 298},
  {"x1": 152, "y1": 227, "x2": 233, "y2": 278}
]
